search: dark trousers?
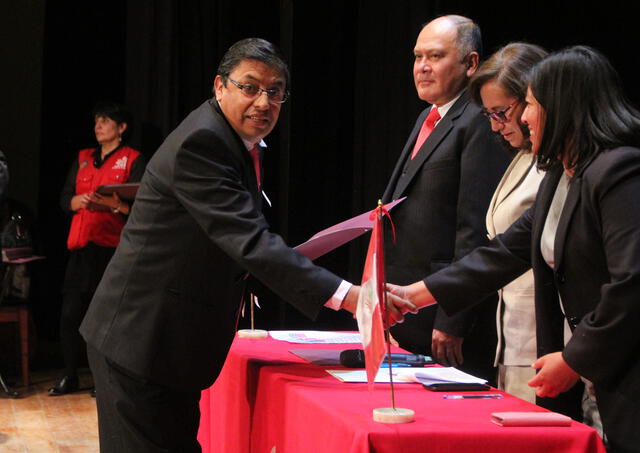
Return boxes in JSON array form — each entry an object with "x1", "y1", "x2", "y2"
[
  {"x1": 60, "y1": 290, "x2": 92, "y2": 376},
  {"x1": 87, "y1": 345, "x2": 202, "y2": 453},
  {"x1": 61, "y1": 243, "x2": 115, "y2": 376}
]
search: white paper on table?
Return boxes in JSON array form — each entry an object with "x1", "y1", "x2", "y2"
[
  {"x1": 413, "y1": 367, "x2": 488, "y2": 385},
  {"x1": 269, "y1": 330, "x2": 362, "y2": 344},
  {"x1": 326, "y1": 368, "x2": 420, "y2": 383}
]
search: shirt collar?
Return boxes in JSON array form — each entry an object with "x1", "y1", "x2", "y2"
[
  {"x1": 431, "y1": 91, "x2": 464, "y2": 121},
  {"x1": 242, "y1": 139, "x2": 267, "y2": 151},
  {"x1": 92, "y1": 144, "x2": 123, "y2": 168}
]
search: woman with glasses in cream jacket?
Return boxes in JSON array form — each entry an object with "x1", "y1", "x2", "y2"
[{"x1": 468, "y1": 43, "x2": 547, "y2": 403}]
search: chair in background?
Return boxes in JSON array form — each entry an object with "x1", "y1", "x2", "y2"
[{"x1": 0, "y1": 301, "x2": 30, "y2": 387}]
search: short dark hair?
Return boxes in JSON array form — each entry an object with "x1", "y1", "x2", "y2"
[
  {"x1": 217, "y1": 38, "x2": 290, "y2": 90},
  {"x1": 92, "y1": 101, "x2": 133, "y2": 141},
  {"x1": 530, "y1": 46, "x2": 640, "y2": 172},
  {"x1": 469, "y1": 43, "x2": 548, "y2": 152}
]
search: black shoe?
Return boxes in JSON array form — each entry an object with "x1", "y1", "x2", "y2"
[
  {"x1": 90, "y1": 388, "x2": 96, "y2": 398},
  {"x1": 48, "y1": 376, "x2": 79, "y2": 396}
]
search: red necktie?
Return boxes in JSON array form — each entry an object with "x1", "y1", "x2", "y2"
[
  {"x1": 249, "y1": 145, "x2": 261, "y2": 187},
  {"x1": 410, "y1": 107, "x2": 440, "y2": 159}
]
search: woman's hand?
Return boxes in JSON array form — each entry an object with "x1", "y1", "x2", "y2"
[
  {"x1": 90, "y1": 191, "x2": 129, "y2": 214},
  {"x1": 385, "y1": 290, "x2": 418, "y2": 325},
  {"x1": 70, "y1": 193, "x2": 91, "y2": 211},
  {"x1": 528, "y1": 352, "x2": 580, "y2": 398},
  {"x1": 341, "y1": 285, "x2": 418, "y2": 326},
  {"x1": 386, "y1": 281, "x2": 437, "y2": 310},
  {"x1": 387, "y1": 281, "x2": 463, "y2": 366}
]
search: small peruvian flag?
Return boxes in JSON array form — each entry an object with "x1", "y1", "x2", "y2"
[{"x1": 355, "y1": 206, "x2": 387, "y2": 386}]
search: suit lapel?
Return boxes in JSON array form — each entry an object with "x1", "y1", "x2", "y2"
[
  {"x1": 382, "y1": 109, "x2": 428, "y2": 202},
  {"x1": 532, "y1": 167, "x2": 562, "y2": 254},
  {"x1": 490, "y1": 153, "x2": 536, "y2": 220},
  {"x1": 210, "y1": 100, "x2": 262, "y2": 205},
  {"x1": 394, "y1": 115, "x2": 453, "y2": 194},
  {"x1": 553, "y1": 173, "x2": 581, "y2": 270},
  {"x1": 387, "y1": 92, "x2": 470, "y2": 200}
]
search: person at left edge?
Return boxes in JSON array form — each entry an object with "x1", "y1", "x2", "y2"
[
  {"x1": 80, "y1": 38, "x2": 414, "y2": 453},
  {"x1": 50, "y1": 102, "x2": 144, "y2": 396},
  {"x1": 0, "y1": 150, "x2": 7, "y2": 203}
]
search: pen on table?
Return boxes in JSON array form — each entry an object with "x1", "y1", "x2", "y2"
[{"x1": 443, "y1": 394, "x2": 503, "y2": 399}]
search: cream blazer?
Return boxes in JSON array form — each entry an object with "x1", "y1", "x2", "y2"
[{"x1": 486, "y1": 150, "x2": 545, "y2": 366}]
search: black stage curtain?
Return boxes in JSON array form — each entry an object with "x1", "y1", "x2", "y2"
[{"x1": 37, "y1": 1, "x2": 640, "y2": 336}]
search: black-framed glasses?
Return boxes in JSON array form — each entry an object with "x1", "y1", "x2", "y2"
[
  {"x1": 481, "y1": 101, "x2": 518, "y2": 124},
  {"x1": 227, "y1": 78, "x2": 289, "y2": 104}
]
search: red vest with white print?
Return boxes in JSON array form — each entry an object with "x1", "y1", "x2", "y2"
[{"x1": 66, "y1": 146, "x2": 140, "y2": 250}]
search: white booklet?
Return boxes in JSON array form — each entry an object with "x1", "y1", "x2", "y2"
[
  {"x1": 326, "y1": 367, "x2": 487, "y2": 385},
  {"x1": 269, "y1": 330, "x2": 362, "y2": 344},
  {"x1": 413, "y1": 367, "x2": 487, "y2": 386},
  {"x1": 326, "y1": 368, "x2": 420, "y2": 383}
]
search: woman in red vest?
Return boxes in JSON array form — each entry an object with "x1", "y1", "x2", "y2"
[{"x1": 50, "y1": 102, "x2": 145, "y2": 396}]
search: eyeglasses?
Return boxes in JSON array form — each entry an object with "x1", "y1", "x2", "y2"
[
  {"x1": 481, "y1": 101, "x2": 518, "y2": 124},
  {"x1": 227, "y1": 78, "x2": 289, "y2": 104}
]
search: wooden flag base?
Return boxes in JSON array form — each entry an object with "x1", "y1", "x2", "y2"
[
  {"x1": 237, "y1": 329, "x2": 268, "y2": 339},
  {"x1": 372, "y1": 407, "x2": 415, "y2": 423}
]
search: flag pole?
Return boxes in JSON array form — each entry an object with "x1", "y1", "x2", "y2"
[
  {"x1": 250, "y1": 294, "x2": 255, "y2": 331},
  {"x1": 379, "y1": 201, "x2": 396, "y2": 411},
  {"x1": 237, "y1": 292, "x2": 268, "y2": 339},
  {"x1": 371, "y1": 200, "x2": 414, "y2": 423}
]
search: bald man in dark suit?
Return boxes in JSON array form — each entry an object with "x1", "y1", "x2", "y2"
[{"x1": 383, "y1": 16, "x2": 508, "y2": 382}]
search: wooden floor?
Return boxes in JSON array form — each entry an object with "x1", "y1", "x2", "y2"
[{"x1": 0, "y1": 370, "x2": 98, "y2": 452}]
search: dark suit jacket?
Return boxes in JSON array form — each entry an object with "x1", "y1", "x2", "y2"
[
  {"x1": 80, "y1": 100, "x2": 342, "y2": 391},
  {"x1": 425, "y1": 147, "x2": 640, "y2": 451},
  {"x1": 382, "y1": 90, "x2": 508, "y2": 380}
]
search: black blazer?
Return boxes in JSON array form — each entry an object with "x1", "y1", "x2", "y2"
[
  {"x1": 382, "y1": 90, "x2": 508, "y2": 378},
  {"x1": 425, "y1": 147, "x2": 640, "y2": 451},
  {"x1": 80, "y1": 100, "x2": 342, "y2": 391}
]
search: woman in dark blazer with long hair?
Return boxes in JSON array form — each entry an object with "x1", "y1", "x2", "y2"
[{"x1": 390, "y1": 46, "x2": 640, "y2": 453}]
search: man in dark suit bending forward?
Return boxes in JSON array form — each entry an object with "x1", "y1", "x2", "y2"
[{"x1": 81, "y1": 38, "x2": 412, "y2": 453}]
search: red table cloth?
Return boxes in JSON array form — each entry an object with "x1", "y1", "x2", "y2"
[{"x1": 198, "y1": 334, "x2": 605, "y2": 453}]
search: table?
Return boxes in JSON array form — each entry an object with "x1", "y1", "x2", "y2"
[{"x1": 198, "y1": 335, "x2": 606, "y2": 453}]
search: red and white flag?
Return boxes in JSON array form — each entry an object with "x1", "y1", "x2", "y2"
[{"x1": 356, "y1": 207, "x2": 387, "y2": 386}]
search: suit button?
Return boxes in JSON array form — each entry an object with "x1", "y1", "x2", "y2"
[
  {"x1": 557, "y1": 273, "x2": 566, "y2": 283},
  {"x1": 567, "y1": 316, "x2": 580, "y2": 329}
]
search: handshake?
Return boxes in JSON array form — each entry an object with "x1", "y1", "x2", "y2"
[{"x1": 340, "y1": 281, "x2": 436, "y2": 326}]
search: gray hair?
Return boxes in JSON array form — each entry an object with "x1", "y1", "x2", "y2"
[{"x1": 428, "y1": 15, "x2": 482, "y2": 60}]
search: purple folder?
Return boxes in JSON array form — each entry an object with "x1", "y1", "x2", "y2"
[
  {"x1": 96, "y1": 183, "x2": 140, "y2": 200},
  {"x1": 294, "y1": 198, "x2": 405, "y2": 260},
  {"x1": 87, "y1": 183, "x2": 140, "y2": 212}
]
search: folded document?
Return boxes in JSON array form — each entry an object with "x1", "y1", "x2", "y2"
[
  {"x1": 326, "y1": 367, "x2": 487, "y2": 385},
  {"x1": 491, "y1": 411, "x2": 572, "y2": 427},
  {"x1": 413, "y1": 367, "x2": 488, "y2": 386}
]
